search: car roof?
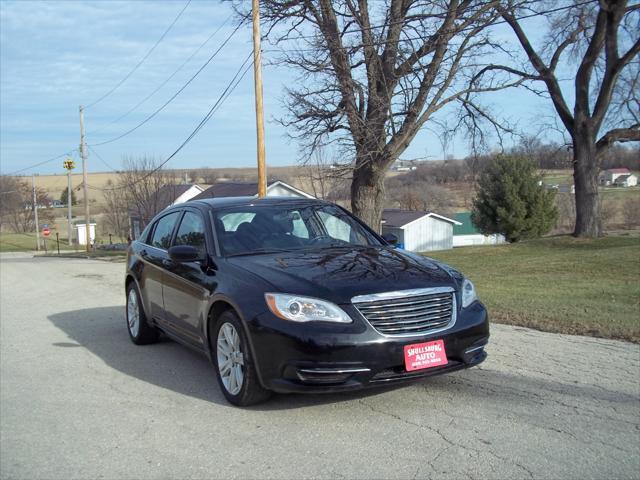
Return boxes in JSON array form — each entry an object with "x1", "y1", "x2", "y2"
[{"x1": 182, "y1": 196, "x2": 330, "y2": 211}]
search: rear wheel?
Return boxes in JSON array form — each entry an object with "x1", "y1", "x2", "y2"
[
  {"x1": 126, "y1": 282, "x2": 159, "y2": 345},
  {"x1": 213, "y1": 310, "x2": 270, "y2": 406}
]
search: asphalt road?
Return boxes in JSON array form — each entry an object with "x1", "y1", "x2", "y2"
[{"x1": 1, "y1": 253, "x2": 639, "y2": 480}]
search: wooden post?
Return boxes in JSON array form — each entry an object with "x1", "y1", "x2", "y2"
[
  {"x1": 67, "y1": 168, "x2": 73, "y2": 245},
  {"x1": 32, "y1": 174, "x2": 40, "y2": 251},
  {"x1": 79, "y1": 106, "x2": 91, "y2": 251},
  {"x1": 252, "y1": 0, "x2": 267, "y2": 197}
]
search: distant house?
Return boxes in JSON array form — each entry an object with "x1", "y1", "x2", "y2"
[
  {"x1": 391, "y1": 160, "x2": 417, "y2": 172},
  {"x1": 191, "y1": 180, "x2": 314, "y2": 200},
  {"x1": 599, "y1": 168, "x2": 632, "y2": 186},
  {"x1": 130, "y1": 183, "x2": 204, "y2": 239},
  {"x1": 613, "y1": 174, "x2": 638, "y2": 187},
  {"x1": 381, "y1": 209, "x2": 461, "y2": 252},
  {"x1": 452, "y1": 212, "x2": 506, "y2": 247}
]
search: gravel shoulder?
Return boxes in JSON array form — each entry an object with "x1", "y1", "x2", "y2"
[{"x1": 1, "y1": 253, "x2": 639, "y2": 479}]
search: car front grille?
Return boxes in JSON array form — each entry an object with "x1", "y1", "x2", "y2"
[{"x1": 352, "y1": 288, "x2": 456, "y2": 336}]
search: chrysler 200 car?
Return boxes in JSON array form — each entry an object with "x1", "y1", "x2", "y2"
[{"x1": 125, "y1": 197, "x2": 489, "y2": 406}]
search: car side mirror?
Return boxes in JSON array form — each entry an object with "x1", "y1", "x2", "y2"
[
  {"x1": 382, "y1": 233, "x2": 398, "y2": 245},
  {"x1": 168, "y1": 245, "x2": 202, "y2": 263}
]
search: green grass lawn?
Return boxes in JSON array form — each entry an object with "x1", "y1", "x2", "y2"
[
  {"x1": 0, "y1": 232, "x2": 77, "y2": 253},
  {"x1": 427, "y1": 235, "x2": 640, "y2": 342}
]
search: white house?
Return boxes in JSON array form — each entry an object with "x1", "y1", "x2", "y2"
[
  {"x1": 613, "y1": 174, "x2": 638, "y2": 187},
  {"x1": 599, "y1": 168, "x2": 633, "y2": 186},
  {"x1": 381, "y1": 209, "x2": 461, "y2": 252},
  {"x1": 191, "y1": 179, "x2": 315, "y2": 200},
  {"x1": 391, "y1": 160, "x2": 417, "y2": 172},
  {"x1": 452, "y1": 212, "x2": 506, "y2": 247}
]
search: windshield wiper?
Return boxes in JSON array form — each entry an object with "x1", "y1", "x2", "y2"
[{"x1": 226, "y1": 248, "x2": 289, "y2": 258}]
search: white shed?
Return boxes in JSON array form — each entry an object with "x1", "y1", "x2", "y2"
[
  {"x1": 381, "y1": 209, "x2": 461, "y2": 252},
  {"x1": 74, "y1": 222, "x2": 96, "y2": 246}
]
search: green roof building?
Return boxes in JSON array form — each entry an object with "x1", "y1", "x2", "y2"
[{"x1": 452, "y1": 212, "x2": 506, "y2": 247}]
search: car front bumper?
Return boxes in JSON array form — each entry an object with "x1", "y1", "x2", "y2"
[{"x1": 246, "y1": 301, "x2": 489, "y2": 394}]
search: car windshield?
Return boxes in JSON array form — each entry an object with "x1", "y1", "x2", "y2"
[{"x1": 213, "y1": 203, "x2": 383, "y2": 256}]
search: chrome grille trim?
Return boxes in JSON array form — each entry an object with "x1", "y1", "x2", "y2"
[{"x1": 352, "y1": 287, "x2": 456, "y2": 337}]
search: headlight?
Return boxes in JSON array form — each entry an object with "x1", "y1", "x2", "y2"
[
  {"x1": 265, "y1": 293, "x2": 352, "y2": 323},
  {"x1": 461, "y1": 279, "x2": 478, "y2": 308}
]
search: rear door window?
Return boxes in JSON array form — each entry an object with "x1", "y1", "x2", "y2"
[{"x1": 150, "y1": 212, "x2": 180, "y2": 250}]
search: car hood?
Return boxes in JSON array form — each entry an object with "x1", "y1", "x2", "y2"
[{"x1": 227, "y1": 246, "x2": 459, "y2": 304}]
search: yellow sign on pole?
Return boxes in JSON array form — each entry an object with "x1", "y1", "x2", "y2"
[{"x1": 63, "y1": 159, "x2": 75, "y2": 171}]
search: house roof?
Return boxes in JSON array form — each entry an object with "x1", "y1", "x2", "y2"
[
  {"x1": 452, "y1": 212, "x2": 479, "y2": 235},
  {"x1": 613, "y1": 174, "x2": 632, "y2": 183},
  {"x1": 191, "y1": 180, "x2": 314, "y2": 200},
  {"x1": 382, "y1": 209, "x2": 426, "y2": 228},
  {"x1": 382, "y1": 209, "x2": 461, "y2": 228},
  {"x1": 154, "y1": 184, "x2": 196, "y2": 210},
  {"x1": 606, "y1": 168, "x2": 631, "y2": 173}
]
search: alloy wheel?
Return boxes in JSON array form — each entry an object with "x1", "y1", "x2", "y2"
[
  {"x1": 217, "y1": 322, "x2": 244, "y2": 395},
  {"x1": 127, "y1": 288, "x2": 140, "y2": 337}
]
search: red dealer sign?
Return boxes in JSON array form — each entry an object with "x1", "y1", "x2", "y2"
[{"x1": 404, "y1": 339, "x2": 448, "y2": 371}]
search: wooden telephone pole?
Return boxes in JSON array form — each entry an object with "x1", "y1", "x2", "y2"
[
  {"x1": 79, "y1": 106, "x2": 91, "y2": 252},
  {"x1": 32, "y1": 174, "x2": 40, "y2": 252},
  {"x1": 63, "y1": 158, "x2": 75, "y2": 246},
  {"x1": 252, "y1": 0, "x2": 267, "y2": 197}
]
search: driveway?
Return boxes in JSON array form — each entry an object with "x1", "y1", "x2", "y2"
[{"x1": 1, "y1": 253, "x2": 638, "y2": 479}]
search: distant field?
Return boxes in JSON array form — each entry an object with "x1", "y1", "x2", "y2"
[
  {"x1": 15, "y1": 165, "x2": 310, "y2": 207},
  {"x1": 428, "y1": 234, "x2": 640, "y2": 343}
]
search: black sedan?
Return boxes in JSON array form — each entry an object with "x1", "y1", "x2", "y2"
[{"x1": 125, "y1": 197, "x2": 489, "y2": 406}]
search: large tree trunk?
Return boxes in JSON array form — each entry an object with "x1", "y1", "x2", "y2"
[
  {"x1": 351, "y1": 159, "x2": 387, "y2": 232},
  {"x1": 572, "y1": 133, "x2": 601, "y2": 238}
]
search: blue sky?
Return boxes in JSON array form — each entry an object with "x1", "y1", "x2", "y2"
[{"x1": 0, "y1": 0, "x2": 561, "y2": 176}]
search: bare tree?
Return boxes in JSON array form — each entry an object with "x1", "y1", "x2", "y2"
[
  {"x1": 102, "y1": 179, "x2": 130, "y2": 241},
  {"x1": 101, "y1": 156, "x2": 177, "y2": 238},
  {"x1": 0, "y1": 176, "x2": 21, "y2": 232},
  {"x1": 120, "y1": 156, "x2": 177, "y2": 229},
  {"x1": 298, "y1": 148, "x2": 351, "y2": 199},
  {"x1": 253, "y1": 0, "x2": 516, "y2": 228},
  {"x1": 0, "y1": 177, "x2": 54, "y2": 233},
  {"x1": 476, "y1": 0, "x2": 640, "y2": 237}
]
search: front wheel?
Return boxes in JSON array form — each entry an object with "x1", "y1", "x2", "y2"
[{"x1": 213, "y1": 310, "x2": 270, "y2": 406}]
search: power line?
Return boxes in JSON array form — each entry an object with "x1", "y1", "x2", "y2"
[
  {"x1": 88, "y1": 18, "x2": 248, "y2": 147},
  {"x1": 88, "y1": 52, "x2": 253, "y2": 192},
  {"x1": 87, "y1": 144, "x2": 119, "y2": 172},
  {"x1": 2, "y1": 151, "x2": 77, "y2": 176},
  {"x1": 85, "y1": 0, "x2": 192, "y2": 109},
  {"x1": 88, "y1": 13, "x2": 235, "y2": 136}
]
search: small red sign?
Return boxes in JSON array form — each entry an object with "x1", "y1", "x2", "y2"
[
  {"x1": 42, "y1": 227, "x2": 50, "y2": 237},
  {"x1": 404, "y1": 340, "x2": 448, "y2": 371}
]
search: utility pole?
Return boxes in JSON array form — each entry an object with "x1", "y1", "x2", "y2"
[
  {"x1": 79, "y1": 106, "x2": 91, "y2": 252},
  {"x1": 252, "y1": 0, "x2": 267, "y2": 197},
  {"x1": 63, "y1": 158, "x2": 75, "y2": 246},
  {"x1": 32, "y1": 174, "x2": 40, "y2": 252}
]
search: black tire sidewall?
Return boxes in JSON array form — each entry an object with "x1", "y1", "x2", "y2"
[
  {"x1": 126, "y1": 283, "x2": 142, "y2": 342},
  {"x1": 212, "y1": 311, "x2": 264, "y2": 406},
  {"x1": 126, "y1": 282, "x2": 158, "y2": 344}
]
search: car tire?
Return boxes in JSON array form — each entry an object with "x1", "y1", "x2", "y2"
[
  {"x1": 213, "y1": 310, "x2": 271, "y2": 406},
  {"x1": 126, "y1": 282, "x2": 159, "y2": 345}
]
